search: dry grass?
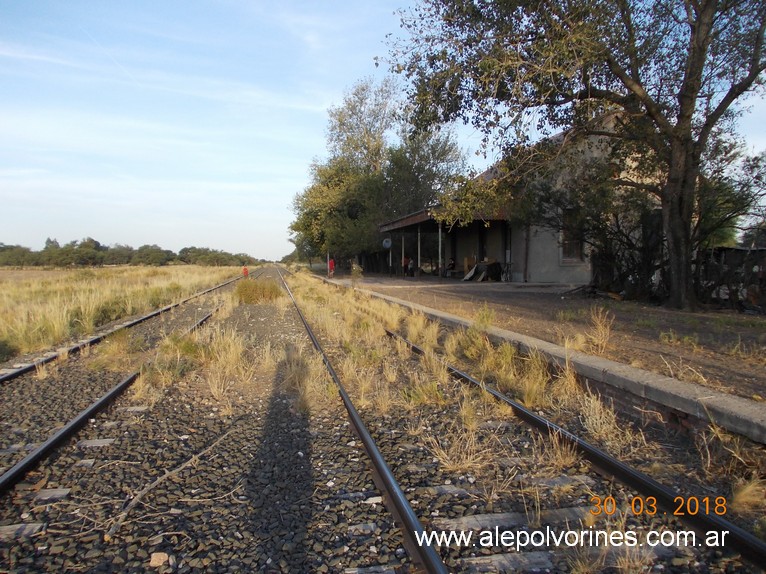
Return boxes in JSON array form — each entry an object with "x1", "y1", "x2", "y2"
[
  {"x1": 556, "y1": 306, "x2": 615, "y2": 357},
  {"x1": 420, "y1": 350, "x2": 450, "y2": 386},
  {"x1": 461, "y1": 327, "x2": 493, "y2": 362},
  {"x1": 586, "y1": 306, "x2": 614, "y2": 355},
  {"x1": 364, "y1": 297, "x2": 405, "y2": 332},
  {"x1": 519, "y1": 484, "x2": 543, "y2": 528},
  {"x1": 443, "y1": 330, "x2": 462, "y2": 363},
  {"x1": 371, "y1": 378, "x2": 396, "y2": 414},
  {"x1": 405, "y1": 311, "x2": 431, "y2": 349},
  {"x1": 281, "y1": 343, "x2": 334, "y2": 414},
  {"x1": 696, "y1": 423, "x2": 766, "y2": 480},
  {"x1": 401, "y1": 371, "x2": 445, "y2": 408},
  {"x1": 578, "y1": 392, "x2": 642, "y2": 456},
  {"x1": 422, "y1": 425, "x2": 493, "y2": 474},
  {"x1": 128, "y1": 332, "x2": 203, "y2": 407},
  {"x1": 88, "y1": 329, "x2": 147, "y2": 372},
  {"x1": 130, "y1": 370, "x2": 166, "y2": 407},
  {"x1": 458, "y1": 386, "x2": 480, "y2": 432},
  {"x1": 731, "y1": 478, "x2": 766, "y2": 516},
  {"x1": 394, "y1": 336, "x2": 411, "y2": 359},
  {"x1": 0, "y1": 266, "x2": 239, "y2": 358},
  {"x1": 35, "y1": 360, "x2": 56, "y2": 380},
  {"x1": 234, "y1": 278, "x2": 282, "y2": 304},
  {"x1": 382, "y1": 361, "x2": 398, "y2": 384},
  {"x1": 197, "y1": 328, "x2": 256, "y2": 403},
  {"x1": 474, "y1": 464, "x2": 518, "y2": 512},
  {"x1": 340, "y1": 356, "x2": 376, "y2": 407},
  {"x1": 517, "y1": 350, "x2": 550, "y2": 408},
  {"x1": 550, "y1": 359, "x2": 581, "y2": 410},
  {"x1": 532, "y1": 431, "x2": 581, "y2": 475},
  {"x1": 568, "y1": 548, "x2": 607, "y2": 574}
]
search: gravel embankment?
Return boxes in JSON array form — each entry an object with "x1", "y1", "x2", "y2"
[
  {"x1": 0, "y1": 295, "x2": 224, "y2": 470},
  {"x1": 1, "y1": 292, "x2": 405, "y2": 572},
  {"x1": 1, "y1": 270, "x2": 760, "y2": 572}
]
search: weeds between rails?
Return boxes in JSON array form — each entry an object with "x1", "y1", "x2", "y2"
[
  {"x1": 283, "y1": 270, "x2": 766, "y2": 547},
  {"x1": 132, "y1": 274, "x2": 333, "y2": 416}
]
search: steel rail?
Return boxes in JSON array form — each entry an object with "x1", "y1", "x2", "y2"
[
  {"x1": 0, "y1": 310, "x2": 216, "y2": 496},
  {"x1": 0, "y1": 275, "x2": 241, "y2": 385},
  {"x1": 277, "y1": 269, "x2": 448, "y2": 574},
  {"x1": 387, "y1": 328, "x2": 766, "y2": 567}
]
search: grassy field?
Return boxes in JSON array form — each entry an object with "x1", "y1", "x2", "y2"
[{"x1": 0, "y1": 266, "x2": 243, "y2": 361}]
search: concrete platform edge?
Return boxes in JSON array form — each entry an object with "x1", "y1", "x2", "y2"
[{"x1": 360, "y1": 288, "x2": 766, "y2": 445}]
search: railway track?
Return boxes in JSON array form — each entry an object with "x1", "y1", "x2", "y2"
[
  {"x1": 284, "y1": 270, "x2": 764, "y2": 572},
  {"x1": 0, "y1": 276, "x2": 240, "y2": 485},
  {"x1": 1, "y1": 266, "x2": 762, "y2": 572}
]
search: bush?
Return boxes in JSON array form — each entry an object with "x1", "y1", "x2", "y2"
[
  {"x1": 0, "y1": 339, "x2": 19, "y2": 362},
  {"x1": 93, "y1": 299, "x2": 124, "y2": 327},
  {"x1": 234, "y1": 279, "x2": 282, "y2": 304}
]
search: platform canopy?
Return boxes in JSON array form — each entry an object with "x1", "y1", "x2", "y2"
[{"x1": 378, "y1": 208, "x2": 442, "y2": 234}]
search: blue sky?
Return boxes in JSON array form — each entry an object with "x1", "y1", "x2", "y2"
[
  {"x1": 0, "y1": 1, "x2": 427, "y2": 260},
  {"x1": 1, "y1": 2, "x2": 764, "y2": 261}
]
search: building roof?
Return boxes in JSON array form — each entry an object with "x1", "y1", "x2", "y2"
[
  {"x1": 379, "y1": 206, "x2": 510, "y2": 234},
  {"x1": 378, "y1": 208, "x2": 438, "y2": 233}
]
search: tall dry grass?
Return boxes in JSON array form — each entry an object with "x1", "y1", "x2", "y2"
[
  {"x1": 197, "y1": 327, "x2": 256, "y2": 403},
  {"x1": 281, "y1": 343, "x2": 334, "y2": 414},
  {"x1": 0, "y1": 266, "x2": 241, "y2": 359}
]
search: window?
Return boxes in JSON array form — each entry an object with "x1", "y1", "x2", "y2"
[{"x1": 561, "y1": 209, "x2": 584, "y2": 261}]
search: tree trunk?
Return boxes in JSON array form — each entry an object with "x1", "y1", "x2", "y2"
[{"x1": 662, "y1": 142, "x2": 698, "y2": 309}]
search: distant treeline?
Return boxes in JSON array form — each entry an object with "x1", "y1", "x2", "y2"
[{"x1": 0, "y1": 238, "x2": 262, "y2": 267}]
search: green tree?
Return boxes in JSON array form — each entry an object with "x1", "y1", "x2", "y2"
[
  {"x1": 291, "y1": 157, "x2": 386, "y2": 259},
  {"x1": 326, "y1": 77, "x2": 399, "y2": 173},
  {"x1": 392, "y1": 0, "x2": 766, "y2": 308},
  {"x1": 287, "y1": 233, "x2": 322, "y2": 266},
  {"x1": 290, "y1": 77, "x2": 465, "y2": 266},
  {"x1": 292, "y1": 78, "x2": 400, "y2": 262},
  {"x1": 103, "y1": 244, "x2": 135, "y2": 265},
  {"x1": 131, "y1": 245, "x2": 176, "y2": 266},
  {"x1": 384, "y1": 126, "x2": 465, "y2": 217},
  {"x1": 0, "y1": 244, "x2": 36, "y2": 266}
]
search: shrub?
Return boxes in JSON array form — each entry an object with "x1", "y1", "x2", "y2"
[
  {"x1": 93, "y1": 299, "x2": 124, "y2": 327},
  {"x1": 234, "y1": 278, "x2": 282, "y2": 304},
  {"x1": 0, "y1": 339, "x2": 19, "y2": 362}
]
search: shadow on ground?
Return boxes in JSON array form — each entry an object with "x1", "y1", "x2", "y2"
[{"x1": 246, "y1": 349, "x2": 314, "y2": 572}]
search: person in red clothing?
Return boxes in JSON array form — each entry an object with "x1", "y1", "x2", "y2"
[
  {"x1": 328, "y1": 257, "x2": 335, "y2": 278},
  {"x1": 242, "y1": 266, "x2": 249, "y2": 279}
]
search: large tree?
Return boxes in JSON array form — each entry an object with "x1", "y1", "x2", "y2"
[
  {"x1": 391, "y1": 0, "x2": 766, "y2": 308},
  {"x1": 384, "y1": 126, "x2": 467, "y2": 217},
  {"x1": 290, "y1": 77, "x2": 465, "y2": 264}
]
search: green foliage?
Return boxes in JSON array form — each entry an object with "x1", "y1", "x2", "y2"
[
  {"x1": 385, "y1": 127, "x2": 466, "y2": 217},
  {"x1": 391, "y1": 0, "x2": 766, "y2": 308},
  {"x1": 327, "y1": 77, "x2": 399, "y2": 173},
  {"x1": 234, "y1": 278, "x2": 282, "y2": 304},
  {"x1": 93, "y1": 299, "x2": 125, "y2": 327},
  {"x1": 0, "y1": 239, "x2": 258, "y2": 267},
  {"x1": 0, "y1": 244, "x2": 38, "y2": 266},
  {"x1": 289, "y1": 76, "x2": 465, "y2": 262},
  {"x1": 131, "y1": 245, "x2": 176, "y2": 266}
]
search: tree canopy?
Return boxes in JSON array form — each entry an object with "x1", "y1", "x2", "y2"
[
  {"x1": 391, "y1": 0, "x2": 766, "y2": 307},
  {"x1": 0, "y1": 239, "x2": 259, "y2": 267},
  {"x1": 289, "y1": 77, "x2": 465, "y2": 267}
]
